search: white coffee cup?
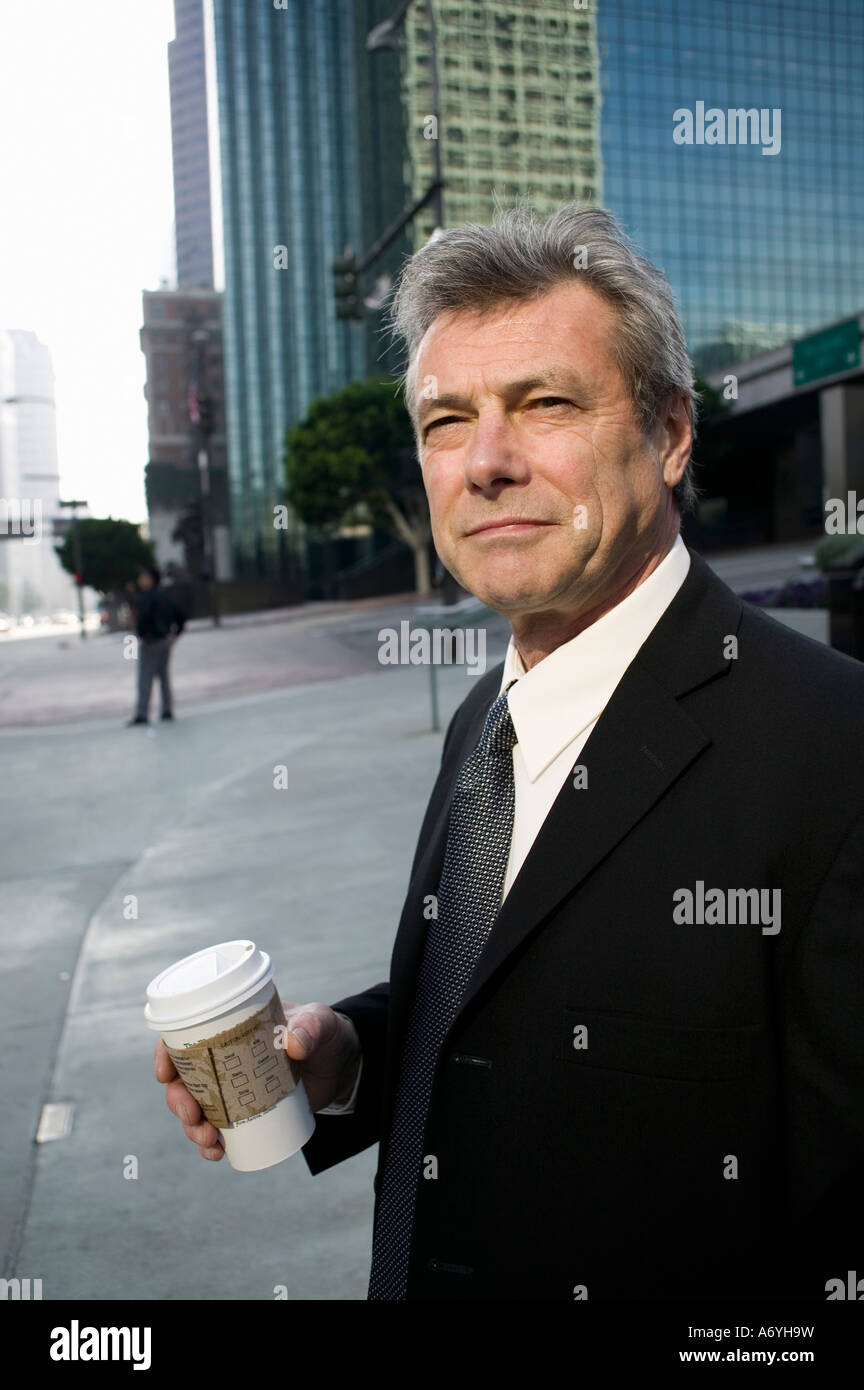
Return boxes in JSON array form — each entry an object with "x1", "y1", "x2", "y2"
[{"x1": 145, "y1": 939, "x2": 315, "y2": 1172}]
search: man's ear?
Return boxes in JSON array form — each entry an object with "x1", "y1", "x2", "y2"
[{"x1": 660, "y1": 392, "x2": 692, "y2": 491}]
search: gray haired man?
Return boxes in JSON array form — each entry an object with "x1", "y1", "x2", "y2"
[{"x1": 156, "y1": 203, "x2": 864, "y2": 1301}]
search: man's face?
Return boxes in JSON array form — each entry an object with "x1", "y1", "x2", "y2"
[
  {"x1": 413, "y1": 280, "x2": 689, "y2": 621},
  {"x1": 137, "y1": 571, "x2": 154, "y2": 590}
]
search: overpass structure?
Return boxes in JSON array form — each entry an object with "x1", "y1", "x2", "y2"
[{"x1": 702, "y1": 313, "x2": 864, "y2": 540}]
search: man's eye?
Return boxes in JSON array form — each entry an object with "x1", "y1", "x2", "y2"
[
  {"x1": 425, "y1": 415, "x2": 462, "y2": 435},
  {"x1": 530, "y1": 396, "x2": 571, "y2": 408}
]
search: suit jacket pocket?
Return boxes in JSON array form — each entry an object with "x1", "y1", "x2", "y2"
[{"x1": 562, "y1": 1006, "x2": 761, "y2": 1083}]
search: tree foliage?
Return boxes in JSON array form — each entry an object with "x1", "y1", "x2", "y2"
[
  {"x1": 54, "y1": 517, "x2": 155, "y2": 595},
  {"x1": 284, "y1": 377, "x2": 424, "y2": 534}
]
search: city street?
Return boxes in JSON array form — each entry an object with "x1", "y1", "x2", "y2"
[
  {"x1": 0, "y1": 542, "x2": 822, "y2": 729},
  {"x1": 0, "y1": 594, "x2": 510, "y2": 1300},
  {"x1": 0, "y1": 0, "x2": 858, "y2": 1342},
  {"x1": 0, "y1": 547, "x2": 823, "y2": 1300},
  {"x1": 0, "y1": 594, "x2": 416, "y2": 727}
]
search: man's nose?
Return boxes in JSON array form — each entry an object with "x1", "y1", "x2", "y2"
[{"x1": 463, "y1": 415, "x2": 531, "y2": 491}]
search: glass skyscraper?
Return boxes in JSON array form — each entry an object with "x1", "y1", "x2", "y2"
[
  {"x1": 212, "y1": 0, "x2": 861, "y2": 579},
  {"x1": 401, "y1": 1, "x2": 602, "y2": 246},
  {"x1": 597, "y1": 0, "x2": 864, "y2": 373},
  {"x1": 168, "y1": 0, "x2": 215, "y2": 290},
  {"x1": 211, "y1": 0, "x2": 601, "y2": 581},
  {"x1": 211, "y1": 0, "x2": 408, "y2": 579}
]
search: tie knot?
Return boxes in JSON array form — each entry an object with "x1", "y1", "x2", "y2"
[{"x1": 478, "y1": 688, "x2": 517, "y2": 760}]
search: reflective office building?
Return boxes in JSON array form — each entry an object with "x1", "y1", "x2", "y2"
[
  {"x1": 597, "y1": 0, "x2": 864, "y2": 373},
  {"x1": 401, "y1": 0, "x2": 602, "y2": 246},
  {"x1": 211, "y1": 0, "x2": 602, "y2": 582},
  {"x1": 213, "y1": 0, "x2": 862, "y2": 579},
  {"x1": 211, "y1": 0, "x2": 409, "y2": 580}
]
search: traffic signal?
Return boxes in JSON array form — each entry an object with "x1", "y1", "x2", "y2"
[
  {"x1": 197, "y1": 396, "x2": 213, "y2": 434},
  {"x1": 332, "y1": 253, "x2": 363, "y2": 320}
]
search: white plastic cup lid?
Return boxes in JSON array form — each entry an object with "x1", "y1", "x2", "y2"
[{"x1": 144, "y1": 939, "x2": 273, "y2": 1032}]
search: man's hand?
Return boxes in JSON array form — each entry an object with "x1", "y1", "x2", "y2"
[{"x1": 154, "y1": 1002, "x2": 362, "y2": 1161}]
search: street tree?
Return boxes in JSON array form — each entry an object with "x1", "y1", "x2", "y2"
[
  {"x1": 284, "y1": 377, "x2": 432, "y2": 594},
  {"x1": 54, "y1": 517, "x2": 154, "y2": 595}
]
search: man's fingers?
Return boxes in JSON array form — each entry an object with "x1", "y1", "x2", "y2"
[
  {"x1": 197, "y1": 1142, "x2": 224, "y2": 1161},
  {"x1": 165, "y1": 1079, "x2": 201, "y2": 1126},
  {"x1": 182, "y1": 1118, "x2": 222, "y2": 1148},
  {"x1": 281, "y1": 1002, "x2": 339, "y2": 1058},
  {"x1": 157, "y1": 1035, "x2": 227, "y2": 1162},
  {"x1": 154, "y1": 1038, "x2": 178, "y2": 1083}
]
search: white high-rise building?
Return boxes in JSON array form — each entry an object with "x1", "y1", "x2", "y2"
[{"x1": 0, "y1": 329, "x2": 79, "y2": 617}]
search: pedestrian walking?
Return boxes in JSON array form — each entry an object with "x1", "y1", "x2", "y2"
[{"x1": 127, "y1": 565, "x2": 186, "y2": 726}]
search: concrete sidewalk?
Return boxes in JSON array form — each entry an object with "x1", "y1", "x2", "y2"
[
  {"x1": 0, "y1": 641, "x2": 508, "y2": 1301},
  {"x1": 0, "y1": 591, "x2": 506, "y2": 727},
  {"x1": 181, "y1": 590, "x2": 418, "y2": 631}
]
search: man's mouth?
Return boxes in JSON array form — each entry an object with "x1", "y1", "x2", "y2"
[{"x1": 465, "y1": 518, "x2": 556, "y2": 537}]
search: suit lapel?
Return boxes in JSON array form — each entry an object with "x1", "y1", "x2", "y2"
[
  {"x1": 448, "y1": 660, "x2": 712, "y2": 1030},
  {"x1": 382, "y1": 549, "x2": 744, "y2": 1115}
]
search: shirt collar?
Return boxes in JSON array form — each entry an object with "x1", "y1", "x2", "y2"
[{"x1": 499, "y1": 535, "x2": 691, "y2": 780}]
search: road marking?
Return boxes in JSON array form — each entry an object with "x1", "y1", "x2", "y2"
[{"x1": 35, "y1": 1102, "x2": 75, "y2": 1144}]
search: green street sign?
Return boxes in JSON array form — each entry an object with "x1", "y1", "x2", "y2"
[{"x1": 793, "y1": 317, "x2": 860, "y2": 387}]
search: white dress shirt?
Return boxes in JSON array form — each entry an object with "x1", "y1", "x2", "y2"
[{"x1": 320, "y1": 535, "x2": 691, "y2": 1115}]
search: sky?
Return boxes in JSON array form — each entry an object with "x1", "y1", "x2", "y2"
[{"x1": 0, "y1": 0, "x2": 178, "y2": 524}]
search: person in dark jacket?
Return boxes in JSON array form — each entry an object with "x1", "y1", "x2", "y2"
[{"x1": 127, "y1": 565, "x2": 186, "y2": 726}]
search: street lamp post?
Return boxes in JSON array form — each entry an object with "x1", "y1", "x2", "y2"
[
  {"x1": 369, "y1": 0, "x2": 447, "y2": 233},
  {"x1": 332, "y1": 2, "x2": 444, "y2": 326},
  {"x1": 367, "y1": 0, "x2": 445, "y2": 235},
  {"x1": 367, "y1": 0, "x2": 460, "y2": 600},
  {"x1": 58, "y1": 498, "x2": 89, "y2": 639},
  {"x1": 190, "y1": 329, "x2": 220, "y2": 627},
  {"x1": 424, "y1": 0, "x2": 444, "y2": 232}
]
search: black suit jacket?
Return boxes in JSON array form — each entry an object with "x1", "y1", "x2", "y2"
[{"x1": 301, "y1": 549, "x2": 864, "y2": 1300}]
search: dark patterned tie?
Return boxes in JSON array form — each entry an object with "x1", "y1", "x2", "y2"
[{"x1": 368, "y1": 685, "x2": 518, "y2": 1300}]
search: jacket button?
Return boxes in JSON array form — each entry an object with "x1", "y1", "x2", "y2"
[{"x1": 428, "y1": 1258, "x2": 474, "y2": 1275}]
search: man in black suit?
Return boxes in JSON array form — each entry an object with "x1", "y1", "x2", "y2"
[{"x1": 156, "y1": 205, "x2": 864, "y2": 1300}]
